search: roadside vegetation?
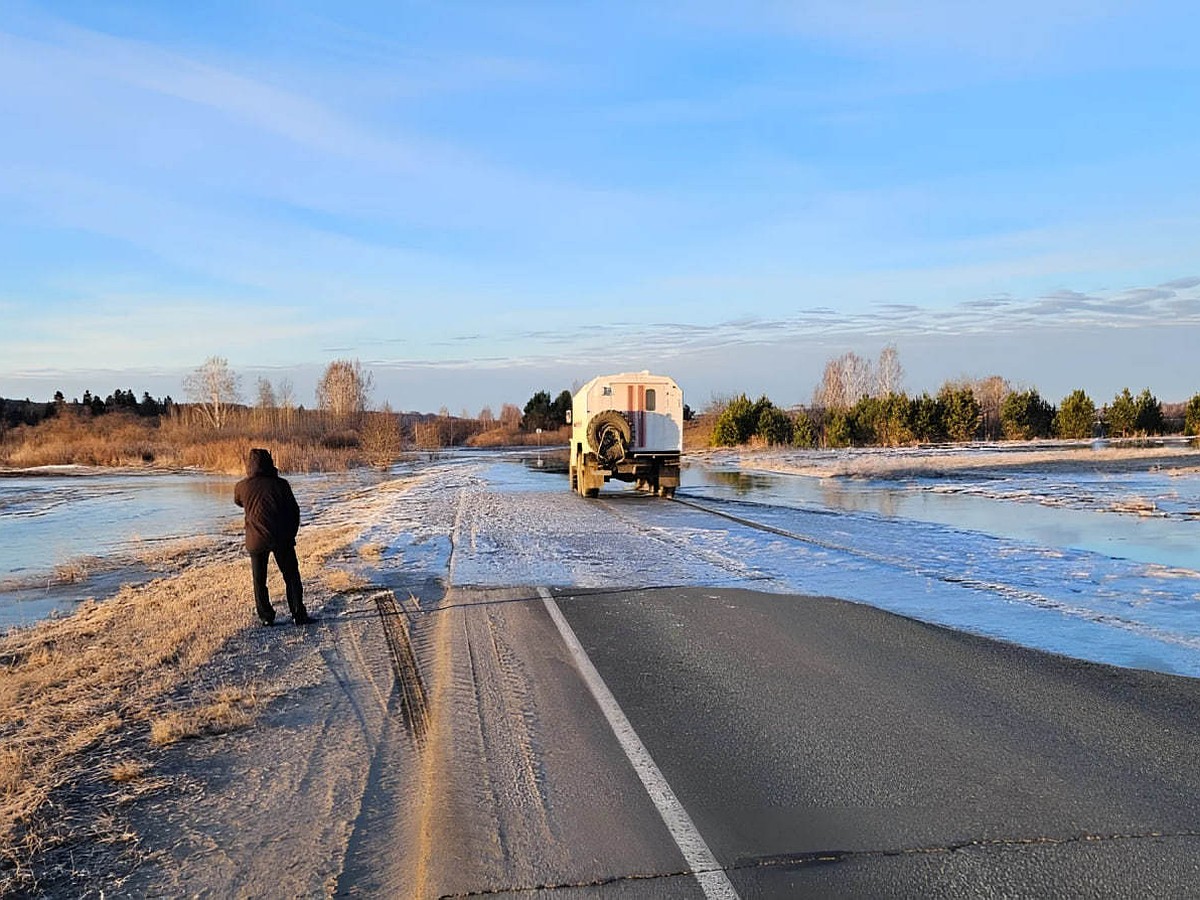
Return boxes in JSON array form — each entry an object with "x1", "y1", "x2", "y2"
[{"x1": 0, "y1": 358, "x2": 573, "y2": 473}]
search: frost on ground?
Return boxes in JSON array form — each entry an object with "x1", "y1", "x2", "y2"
[{"x1": 354, "y1": 453, "x2": 1200, "y2": 679}]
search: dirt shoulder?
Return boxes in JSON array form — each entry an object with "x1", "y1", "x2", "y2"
[{"x1": 0, "y1": 516, "x2": 412, "y2": 897}]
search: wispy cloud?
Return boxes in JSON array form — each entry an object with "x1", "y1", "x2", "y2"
[{"x1": 350, "y1": 275, "x2": 1200, "y2": 372}]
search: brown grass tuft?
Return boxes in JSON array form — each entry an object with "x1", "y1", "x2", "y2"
[
  {"x1": 323, "y1": 568, "x2": 369, "y2": 592},
  {"x1": 149, "y1": 685, "x2": 259, "y2": 746},
  {"x1": 109, "y1": 760, "x2": 150, "y2": 784}
]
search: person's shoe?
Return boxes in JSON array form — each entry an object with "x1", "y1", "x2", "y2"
[{"x1": 259, "y1": 618, "x2": 275, "y2": 627}]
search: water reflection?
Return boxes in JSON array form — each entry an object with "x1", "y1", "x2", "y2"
[
  {"x1": 0, "y1": 472, "x2": 239, "y2": 581},
  {"x1": 686, "y1": 463, "x2": 1200, "y2": 571}
]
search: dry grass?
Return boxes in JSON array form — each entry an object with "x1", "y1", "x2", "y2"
[
  {"x1": 0, "y1": 410, "x2": 367, "y2": 474},
  {"x1": 131, "y1": 535, "x2": 221, "y2": 570},
  {"x1": 466, "y1": 425, "x2": 570, "y2": 448},
  {"x1": 683, "y1": 414, "x2": 716, "y2": 451},
  {"x1": 322, "y1": 568, "x2": 370, "y2": 593},
  {"x1": 358, "y1": 542, "x2": 384, "y2": 563},
  {"x1": 148, "y1": 685, "x2": 260, "y2": 747},
  {"x1": 109, "y1": 760, "x2": 150, "y2": 784},
  {"x1": 0, "y1": 523, "x2": 356, "y2": 890},
  {"x1": 51, "y1": 558, "x2": 94, "y2": 584}
]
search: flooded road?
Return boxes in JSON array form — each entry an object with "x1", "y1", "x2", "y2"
[
  {"x1": 4, "y1": 449, "x2": 1200, "y2": 678},
  {"x1": 687, "y1": 463, "x2": 1200, "y2": 572}
]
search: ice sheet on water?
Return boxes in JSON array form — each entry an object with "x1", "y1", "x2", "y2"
[{"x1": 353, "y1": 456, "x2": 1200, "y2": 679}]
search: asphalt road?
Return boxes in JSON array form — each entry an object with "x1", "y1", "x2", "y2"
[
  {"x1": 370, "y1": 461, "x2": 1200, "y2": 898},
  {"x1": 546, "y1": 585, "x2": 1200, "y2": 898}
]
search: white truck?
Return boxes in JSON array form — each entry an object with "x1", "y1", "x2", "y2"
[{"x1": 568, "y1": 372, "x2": 683, "y2": 498}]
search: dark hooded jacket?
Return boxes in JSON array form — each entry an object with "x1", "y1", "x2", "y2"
[{"x1": 234, "y1": 449, "x2": 301, "y2": 553}]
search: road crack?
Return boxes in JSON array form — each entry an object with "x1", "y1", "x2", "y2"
[
  {"x1": 737, "y1": 828, "x2": 1200, "y2": 870},
  {"x1": 438, "y1": 829, "x2": 1200, "y2": 897}
]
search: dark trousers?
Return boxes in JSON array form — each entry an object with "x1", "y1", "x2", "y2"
[{"x1": 249, "y1": 545, "x2": 306, "y2": 623}]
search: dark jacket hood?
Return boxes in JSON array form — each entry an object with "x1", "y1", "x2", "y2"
[{"x1": 247, "y1": 448, "x2": 278, "y2": 477}]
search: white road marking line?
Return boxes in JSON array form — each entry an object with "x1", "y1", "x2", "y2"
[{"x1": 538, "y1": 587, "x2": 740, "y2": 900}]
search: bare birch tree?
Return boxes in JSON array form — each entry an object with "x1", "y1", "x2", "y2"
[
  {"x1": 316, "y1": 359, "x2": 373, "y2": 420},
  {"x1": 499, "y1": 403, "x2": 522, "y2": 429},
  {"x1": 972, "y1": 375, "x2": 1010, "y2": 441},
  {"x1": 875, "y1": 344, "x2": 904, "y2": 397},
  {"x1": 276, "y1": 378, "x2": 296, "y2": 429},
  {"x1": 256, "y1": 377, "x2": 276, "y2": 409},
  {"x1": 183, "y1": 356, "x2": 241, "y2": 429},
  {"x1": 843, "y1": 352, "x2": 872, "y2": 403},
  {"x1": 814, "y1": 351, "x2": 871, "y2": 409}
]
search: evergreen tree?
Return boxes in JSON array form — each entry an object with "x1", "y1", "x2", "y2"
[
  {"x1": 1000, "y1": 389, "x2": 1055, "y2": 440},
  {"x1": 909, "y1": 393, "x2": 943, "y2": 443},
  {"x1": 711, "y1": 394, "x2": 755, "y2": 446},
  {"x1": 1056, "y1": 390, "x2": 1096, "y2": 439},
  {"x1": 792, "y1": 409, "x2": 817, "y2": 448},
  {"x1": 939, "y1": 385, "x2": 981, "y2": 442},
  {"x1": 824, "y1": 409, "x2": 852, "y2": 448},
  {"x1": 756, "y1": 405, "x2": 793, "y2": 445},
  {"x1": 1133, "y1": 388, "x2": 1163, "y2": 435},
  {"x1": 521, "y1": 390, "x2": 554, "y2": 431},
  {"x1": 1184, "y1": 394, "x2": 1200, "y2": 436},
  {"x1": 1105, "y1": 388, "x2": 1137, "y2": 437},
  {"x1": 550, "y1": 390, "x2": 573, "y2": 426}
]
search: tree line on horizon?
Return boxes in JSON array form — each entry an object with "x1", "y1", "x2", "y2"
[
  {"x1": 6, "y1": 349, "x2": 1200, "y2": 466},
  {"x1": 0, "y1": 357, "x2": 581, "y2": 469},
  {"x1": 707, "y1": 346, "x2": 1200, "y2": 449}
]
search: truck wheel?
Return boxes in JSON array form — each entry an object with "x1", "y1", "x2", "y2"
[
  {"x1": 577, "y1": 459, "x2": 598, "y2": 497},
  {"x1": 587, "y1": 410, "x2": 633, "y2": 465}
]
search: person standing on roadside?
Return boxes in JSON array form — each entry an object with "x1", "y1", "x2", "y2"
[{"x1": 234, "y1": 448, "x2": 313, "y2": 626}]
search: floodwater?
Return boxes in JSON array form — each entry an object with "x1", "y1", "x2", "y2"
[
  {"x1": 688, "y1": 464, "x2": 1200, "y2": 572},
  {"x1": 0, "y1": 470, "x2": 238, "y2": 582},
  {"x1": 0, "y1": 467, "x2": 371, "y2": 628}
]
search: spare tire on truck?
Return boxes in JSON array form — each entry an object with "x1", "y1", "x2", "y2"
[{"x1": 587, "y1": 410, "x2": 633, "y2": 466}]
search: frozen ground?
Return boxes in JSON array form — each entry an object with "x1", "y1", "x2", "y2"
[{"x1": 356, "y1": 451, "x2": 1200, "y2": 679}]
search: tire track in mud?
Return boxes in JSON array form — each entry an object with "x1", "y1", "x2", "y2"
[{"x1": 371, "y1": 588, "x2": 431, "y2": 745}]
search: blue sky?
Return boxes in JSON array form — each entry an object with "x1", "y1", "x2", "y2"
[{"x1": 2, "y1": 1, "x2": 1198, "y2": 413}]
